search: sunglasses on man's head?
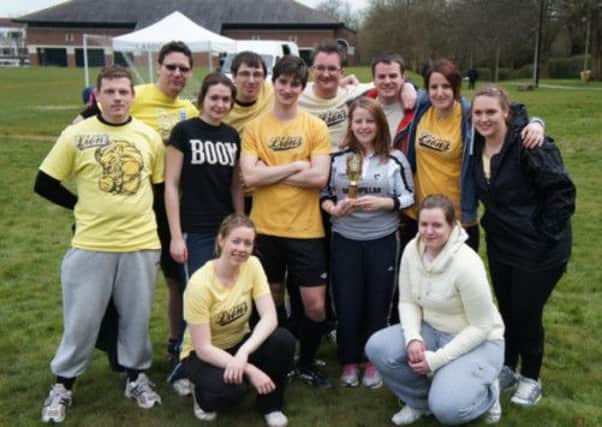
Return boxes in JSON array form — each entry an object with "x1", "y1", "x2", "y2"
[{"x1": 164, "y1": 64, "x2": 191, "y2": 73}]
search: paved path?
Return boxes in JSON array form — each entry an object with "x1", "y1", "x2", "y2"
[{"x1": 510, "y1": 82, "x2": 602, "y2": 90}]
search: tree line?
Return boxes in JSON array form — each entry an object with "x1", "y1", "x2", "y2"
[{"x1": 318, "y1": 0, "x2": 602, "y2": 80}]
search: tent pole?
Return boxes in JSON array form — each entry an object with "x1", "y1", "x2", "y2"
[
  {"x1": 148, "y1": 50, "x2": 153, "y2": 82},
  {"x1": 83, "y1": 34, "x2": 90, "y2": 87}
]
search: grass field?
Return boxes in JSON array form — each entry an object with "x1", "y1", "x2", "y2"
[{"x1": 1, "y1": 66, "x2": 601, "y2": 427}]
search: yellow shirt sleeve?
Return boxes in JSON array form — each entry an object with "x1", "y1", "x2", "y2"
[
  {"x1": 39, "y1": 130, "x2": 76, "y2": 181},
  {"x1": 251, "y1": 256, "x2": 271, "y2": 299}
]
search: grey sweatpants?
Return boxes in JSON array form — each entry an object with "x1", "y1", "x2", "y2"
[{"x1": 50, "y1": 248, "x2": 160, "y2": 378}]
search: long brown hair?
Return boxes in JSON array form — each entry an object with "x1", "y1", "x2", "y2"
[{"x1": 342, "y1": 97, "x2": 391, "y2": 161}]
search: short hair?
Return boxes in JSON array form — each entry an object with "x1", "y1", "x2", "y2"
[
  {"x1": 310, "y1": 40, "x2": 345, "y2": 66},
  {"x1": 158, "y1": 40, "x2": 193, "y2": 67},
  {"x1": 371, "y1": 52, "x2": 405, "y2": 77},
  {"x1": 418, "y1": 194, "x2": 456, "y2": 226},
  {"x1": 473, "y1": 85, "x2": 512, "y2": 123},
  {"x1": 96, "y1": 65, "x2": 133, "y2": 90},
  {"x1": 231, "y1": 51, "x2": 267, "y2": 78},
  {"x1": 272, "y1": 55, "x2": 308, "y2": 88},
  {"x1": 197, "y1": 72, "x2": 237, "y2": 110},
  {"x1": 342, "y1": 97, "x2": 391, "y2": 160},
  {"x1": 424, "y1": 59, "x2": 462, "y2": 101},
  {"x1": 215, "y1": 214, "x2": 256, "y2": 257}
]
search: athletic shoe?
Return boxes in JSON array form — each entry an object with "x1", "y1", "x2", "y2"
[
  {"x1": 484, "y1": 379, "x2": 502, "y2": 424},
  {"x1": 361, "y1": 363, "x2": 383, "y2": 389},
  {"x1": 297, "y1": 365, "x2": 334, "y2": 389},
  {"x1": 124, "y1": 373, "x2": 162, "y2": 409},
  {"x1": 264, "y1": 410, "x2": 288, "y2": 427},
  {"x1": 511, "y1": 376, "x2": 542, "y2": 407},
  {"x1": 172, "y1": 378, "x2": 193, "y2": 396},
  {"x1": 340, "y1": 364, "x2": 360, "y2": 387},
  {"x1": 41, "y1": 384, "x2": 72, "y2": 423},
  {"x1": 391, "y1": 405, "x2": 430, "y2": 425},
  {"x1": 498, "y1": 366, "x2": 518, "y2": 392},
  {"x1": 192, "y1": 388, "x2": 217, "y2": 421}
]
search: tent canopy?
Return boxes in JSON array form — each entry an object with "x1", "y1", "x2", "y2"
[{"x1": 112, "y1": 11, "x2": 236, "y2": 53}]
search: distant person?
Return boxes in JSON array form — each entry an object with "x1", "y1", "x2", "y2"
[
  {"x1": 72, "y1": 86, "x2": 99, "y2": 124},
  {"x1": 35, "y1": 66, "x2": 164, "y2": 423},
  {"x1": 466, "y1": 68, "x2": 479, "y2": 90},
  {"x1": 366, "y1": 195, "x2": 505, "y2": 426},
  {"x1": 240, "y1": 56, "x2": 333, "y2": 389},
  {"x1": 321, "y1": 97, "x2": 414, "y2": 389},
  {"x1": 472, "y1": 86, "x2": 576, "y2": 407},
  {"x1": 180, "y1": 214, "x2": 295, "y2": 426},
  {"x1": 165, "y1": 72, "x2": 244, "y2": 278}
]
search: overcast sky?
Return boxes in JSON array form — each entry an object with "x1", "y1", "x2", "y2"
[{"x1": 0, "y1": 0, "x2": 369, "y2": 18}]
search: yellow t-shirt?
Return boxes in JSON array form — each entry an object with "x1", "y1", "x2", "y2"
[
  {"x1": 181, "y1": 256, "x2": 271, "y2": 357},
  {"x1": 242, "y1": 111, "x2": 331, "y2": 238},
  {"x1": 130, "y1": 83, "x2": 199, "y2": 142},
  {"x1": 40, "y1": 116, "x2": 164, "y2": 252},
  {"x1": 299, "y1": 82, "x2": 372, "y2": 150},
  {"x1": 224, "y1": 82, "x2": 274, "y2": 134},
  {"x1": 408, "y1": 103, "x2": 463, "y2": 220}
]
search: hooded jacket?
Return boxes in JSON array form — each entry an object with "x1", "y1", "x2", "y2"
[
  {"x1": 473, "y1": 104, "x2": 575, "y2": 271},
  {"x1": 399, "y1": 225, "x2": 504, "y2": 372}
]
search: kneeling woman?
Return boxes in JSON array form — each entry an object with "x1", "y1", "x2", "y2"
[
  {"x1": 366, "y1": 195, "x2": 505, "y2": 425},
  {"x1": 180, "y1": 214, "x2": 295, "y2": 427}
]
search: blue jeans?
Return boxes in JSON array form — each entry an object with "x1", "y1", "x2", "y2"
[
  {"x1": 184, "y1": 232, "x2": 216, "y2": 280},
  {"x1": 365, "y1": 323, "x2": 504, "y2": 425}
]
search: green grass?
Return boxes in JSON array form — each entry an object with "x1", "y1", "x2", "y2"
[{"x1": 1, "y1": 67, "x2": 601, "y2": 426}]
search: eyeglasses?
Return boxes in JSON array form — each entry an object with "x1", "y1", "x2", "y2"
[
  {"x1": 236, "y1": 70, "x2": 265, "y2": 79},
  {"x1": 312, "y1": 65, "x2": 341, "y2": 73},
  {"x1": 164, "y1": 64, "x2": 191, "y2": 73}
]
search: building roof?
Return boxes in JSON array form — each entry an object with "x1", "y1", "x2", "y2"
[{"x1": 14, "y1": 0, "x2": 341, "y2": 32}]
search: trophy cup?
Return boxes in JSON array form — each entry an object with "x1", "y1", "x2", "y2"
[{"x1": 346, "y1": 152, "x2": 363, "y2": 199}]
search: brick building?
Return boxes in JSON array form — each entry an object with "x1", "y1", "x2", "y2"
[{"x1": 14, "y1": 0, "x2": 357, "y2": 67}]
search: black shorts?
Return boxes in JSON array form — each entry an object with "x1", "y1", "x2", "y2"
[
  {"x1": 255, "y1": 235, "x2": 327, "y2": 288},
  {"x1": 156, "y1": 210, "x2": 185, "y2": 283}
]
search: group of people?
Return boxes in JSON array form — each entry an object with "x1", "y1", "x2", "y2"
[{"x1": 35, "y1": 39, "x2": 575, "y2": 426}]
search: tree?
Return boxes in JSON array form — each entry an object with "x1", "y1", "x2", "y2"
[{"x1": 316, "y1": 0, "x2": 361, "y2": 31}]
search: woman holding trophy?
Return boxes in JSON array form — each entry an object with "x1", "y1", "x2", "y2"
[{"x1": 320, "y1": 97, "x2": 414, "y2": 389}]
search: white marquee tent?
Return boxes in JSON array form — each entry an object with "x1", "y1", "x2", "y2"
[{"x1": 84, "y1": 11, "x2": 237, "y2": 86}]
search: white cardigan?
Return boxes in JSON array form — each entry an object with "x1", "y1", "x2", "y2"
[{"x1": 399, "y1": 224, "x2": 504, "y2": 372}]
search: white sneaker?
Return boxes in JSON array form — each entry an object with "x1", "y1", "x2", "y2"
[
  {"x1": 192, "y1": 389, "x2": 217, "y2": 421},
  {"x1": 264, "y1": 410, "x2": 288, "y2": 427},
  {"x1": 41, "y1": 383, "x2": 72, "y2": 423},
  {"x1": 484, "y1": 379, "x2": 502, "y2": 424},
  {"x1": 391, "y1": 405, "x2": 430, "y2": 425},
  {"x1": 124, "y1": 373, "x2": 162, "y2": 409},
  {"x1": 172, "y1": 378, "x2": 193, "y2": 396},
  {"x1": 511, "y1": 376, "x2": 542, "y2": 407}
]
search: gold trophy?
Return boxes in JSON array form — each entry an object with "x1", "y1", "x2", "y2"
[{"x1": 346, "y1": 152, "x2": 363, "y2": 199}]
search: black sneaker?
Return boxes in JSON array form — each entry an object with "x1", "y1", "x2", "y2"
[{"x1": 297, "y1": 365, "x2": 334, "y2": 389}]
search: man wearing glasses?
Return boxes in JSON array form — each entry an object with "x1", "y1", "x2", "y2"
[{"x1": 299, "y1": 42, "x2": 416, "y2": 150}]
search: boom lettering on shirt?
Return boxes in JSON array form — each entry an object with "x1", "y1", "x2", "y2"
[
  {"x1": 189, "y1": 140, "x2": 238, "y2": 166},
  {"x1": 417, "y1": 132, "x2": 451, "y2": 152}
]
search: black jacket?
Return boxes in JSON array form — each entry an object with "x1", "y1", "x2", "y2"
[{"x1": 473, "y1": 104, "x2": 576, "y2": 271}]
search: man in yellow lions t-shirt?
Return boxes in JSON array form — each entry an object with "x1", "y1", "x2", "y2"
[{"x1": 35, "y1": 66, "x2": 164, "y2": 423}]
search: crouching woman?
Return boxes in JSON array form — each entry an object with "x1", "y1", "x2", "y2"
[
  {"x1": 366, "y1": 195, "x2": 505, "y2": 425},
  {"x1": 180, "y1": 214, "x2": 295, "y2": 427}
]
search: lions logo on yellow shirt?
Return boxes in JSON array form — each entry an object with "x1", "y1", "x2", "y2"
[{"x1": 95, "y1": 140, "x2": 144, "y2": 195}]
